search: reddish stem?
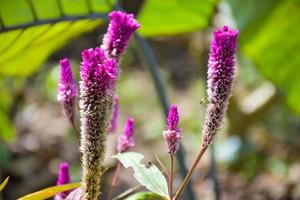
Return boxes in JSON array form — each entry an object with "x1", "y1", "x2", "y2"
[
  {"x1": 173, "y1": 146, "x2": 208, "y2": 200},
  {"x1": 108, "y1": 162, "x2": 121, "y2": 200},
  {"x1": 169, "y1": 155, "x2": 174, "y2": 200}
]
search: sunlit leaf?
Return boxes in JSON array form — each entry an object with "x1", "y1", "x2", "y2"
[
  {"x1": 138, "y1": 0, "x2": 218, "y2": 36},
  {"x1": 0, "y1": 0, "x2": 115, "y2": 77},
  {"x1": 0, "y1": 177, "x2": 9, "y2": 192},
  {"x1": 17, "y1": 182, "x2": 80, "y2": 200},
  {"x1": 229, "y1": 0, "x2": 300, "y2": 114},
  {"x1": 114, "y1": 152, "x2": 169, "y2": 199}
]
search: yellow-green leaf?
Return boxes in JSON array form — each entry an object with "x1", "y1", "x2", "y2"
[
  {"x1": 17, "y1": 182, "x2": 80, "y2": 200},
  {"x1": 0, "y1": 177, "x2": 9, "y2": 192}
]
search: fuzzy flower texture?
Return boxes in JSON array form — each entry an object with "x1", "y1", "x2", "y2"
[
  {"x1": 80, "y1": 47, "x2": 118, "y2": 200},
  {"x1": 201, "y1": 26, "x2": 239, "y2": 149},
  {"x1": 163, "y1": 105, "x2": 181, "y2": 155},
  {"x1": 118, "y1": 118, "x2": 135, "y2": 153},
  {"x1": 102, "y1": 11, "x2": 140, "y2": 59},
  {"x1": 54, "y1": 162, "x2": 71, "y2": 200},
  {"x1": 57, "y1": 58, "x2": 77, "y2": 124}
]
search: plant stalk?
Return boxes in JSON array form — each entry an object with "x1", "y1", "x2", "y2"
[
  {"x1": 173, "y1": 146, "x2": 208, "y2": 200},
  {"x1": 169, "y1": 155, "x2": 174, "y2": 200}
]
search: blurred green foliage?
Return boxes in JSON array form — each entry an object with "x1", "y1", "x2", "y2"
[
  {"x1": 229, "y1": 0, "x2": 300, "y2": 114},
  {"x1": 137, "y1": 0, "x2": 219, "y2": 36}
]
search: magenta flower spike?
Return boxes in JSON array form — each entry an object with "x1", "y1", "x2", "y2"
[
  {"x1": 201, "y1": 26, "x2": 239, "y2": 149},
  {"x1": 101, "y1": 11, "x2": 140, "y2": 59},
  {"x1": 80, "y1": 47, "x2": 118, "y2": 200},
  {"x1": 54, "y1": 162, "x2": 71, "y2": 200},
  {"x1": 57, "y1": 58, "x2": 78, "y2": 125},
  {"x1": 117, "y1": 118, "x2": 135, "y2": 153},
  {"x1": 108, "y1": 95, "x2": 119, "y2": 134},
  {"x1": 163, "y1": 105, "x2": 181, "y2": 155}
]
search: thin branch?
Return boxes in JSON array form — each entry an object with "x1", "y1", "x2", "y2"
[
  {"x1": 112, "y1": 185, "x2": 141, "y2": 200},
  {"x1": 169, "y1": 155, "x2": 174, "y2": 200},
  {"x1": 154, "y1": 154, "x2": 169, "y2": 177},
  {"x1": 173, "y1": 146, "x2": 208, "y2": 200}
]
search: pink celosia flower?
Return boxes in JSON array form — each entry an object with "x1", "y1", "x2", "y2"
[
  {"x1": 80, "y1": 47, "x2": 118, "y2": 200},
  {"x1": 117, "y1": 118, "x2": 135, "y2": 153},
  {"x1": 54, "y1": 162, "x2": 71, "y2": 200},
  {"x1": 108, "y1": 95, "x2": 119, "y2": 134},
  {"x1": 101, "y1": 11, "x2": 140, "y2": 59},
  {"x1": 57, "y1": 58, "x2": 77, "y2": 124},
  {"x1": 163, "y1": 105, "x2": 181, "y2": 155},
  {"x1": 201, "y1": 26, "x2": 239, "y2": 149}
]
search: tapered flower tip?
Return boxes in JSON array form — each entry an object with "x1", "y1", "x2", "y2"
[
  {"x1": 167, "y1": 105, "x2": 179, "y2": 130},
  {"x1": 57, "y1": 162, "x2": 70, "y2": 185},
  {"x1": 80, "y1": 47, "x2": 118, "y2": 87},
  {"x1": 117, "y1": 118, "x2": 135, "y2": 152},
  {"x1": 57, "y1": 58, "x2": 77, "y2": 102},
  {"x1": 212, "y1": 26, "x2": 239, "y2": 55},
  {"x1": 208, "y1": 26, "x2": 239, "y2": 100},
  {"x1": 102, "y1": 11, "x2": 140, "y2": 58},
  {"x1": 124, "y1": 117, "x2": 134, "y2": 137},
  {"x1": 109, "y1": 11, "x2": 140, "y2": 31}
]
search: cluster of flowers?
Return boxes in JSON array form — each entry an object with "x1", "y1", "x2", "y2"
[
  {"x1": 55, "y1": 9, "x2": 239, "y2": 200},
  {"x1": 56, "y1": 11, "x2": 139, "y2": 200}
]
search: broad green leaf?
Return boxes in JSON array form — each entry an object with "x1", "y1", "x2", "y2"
[
  {"x1": 0, "y1": 0, "x2": 115, "y2": 77},
  {"x1": 17, "y1": 182, "x2": 80, "y2": 200},
  {"x1": 229, "y1": 0, "x2": 300, "y2": 114},
  {"x1": 114, "y1": 152, "x2": 169, "y2": 199},
  {"x1": 0, "y1": 177, "x2": 9, "y2": 192},
  {"x1": 125, "y1": 192, "x2": 165, "y2": 200},
  {"x1": 138, "y1": 0, "x2": 218, "y2": 36}
]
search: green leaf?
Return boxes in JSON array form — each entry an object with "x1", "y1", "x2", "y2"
[
  {"x1": 125, "y1": 192, "x2": 165, "y2": 200},
  {"x1": 114, "y1": 152, "x2": 169, "y2": 199},
  {"x1": 0, "y1": 177, "x2": 9, "y2": 192},
  {"x1": 17, "y1": 182, "x2": 80, "y2": 200},
  {"x1": 138, "y1": 0, "x2": 218, "y2": 37},
  {"x1": 229, "y1": 0, "x2": 300, "y2": 114},
  {"x1": 0, "y1": 0, "x2": 115, "y2": 77}
]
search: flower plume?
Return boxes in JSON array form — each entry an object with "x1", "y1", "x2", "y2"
[
  {"x1": 201, "y1": 25, "x2": 239, "y2": 149},
  {"x1": 102, "y1": 11, "x2": 140, "y2": 59},
  {"x1": 80, "y1": 47, "x2": 118, "y2": 200},
  {"x1": 164, "y1": 105, "x2": 181, "y2": 155},
  {"x1": 57, "y1": 58, "x2": 77, "y2": 125},
  {"x1": 118, "y1": 118, "x2": 135, "y2": 153}
]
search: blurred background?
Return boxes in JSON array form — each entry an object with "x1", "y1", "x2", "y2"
[{"x1": 1, "y1": 0, "x2": 300, "y2": 199}]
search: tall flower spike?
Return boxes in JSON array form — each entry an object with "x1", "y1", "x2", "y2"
[
  {"x1": 54, "y1": 162, "x2": 71, "y2": 200},
  {"x1": 101, "y1": 11, "x2": 140, "y2": 59},
  {"x1": 108, "y1": 95, "x2": 119, "y2": 134},
  {"x1": 57, "y1": 58, "x2": 78, "y2": 125},
  {"x1": 80, "y1": 47, "x2": 118, "y2": 200},
  {"x1": 201, "y1": 26, "x2": 239, "y2": 149},
  {"x1": 163, "y1": 105, "x2": 181, "y2": 155},
  {"x1": 117, "y1": 118, "x2": 135, "y2": 153}
]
